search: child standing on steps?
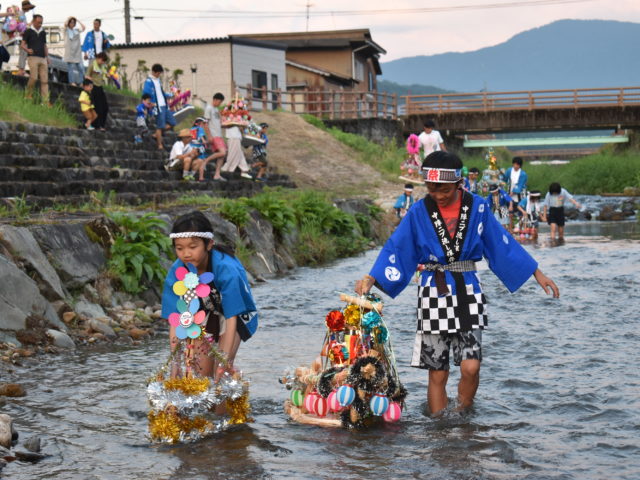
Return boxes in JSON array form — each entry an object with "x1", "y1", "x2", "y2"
[
  {"x1": 78, "y1": 79, "x2": 97, "y2": 130},
  {"x1": 161, "y1": 211, "x2": 259, "y2": 379}
]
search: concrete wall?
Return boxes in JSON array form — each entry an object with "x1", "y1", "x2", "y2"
[
  {"x1": 112, "y1": 43, "x2": 233, "y2": 99},
  {"x1": 324, "y1": 118, "x2": 403, "y2": 145}
]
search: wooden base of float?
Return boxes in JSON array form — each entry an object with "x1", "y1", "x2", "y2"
[
  {"x1": 284, "y1": 400, "x2": 342, "y2": 428},
  {"x1": 398, "y1": 175, "x2": 423, "y2": 185}
]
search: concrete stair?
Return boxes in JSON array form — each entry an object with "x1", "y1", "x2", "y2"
[{"x1": 0, "y1": 74, "x2": 296, "y2": 208}]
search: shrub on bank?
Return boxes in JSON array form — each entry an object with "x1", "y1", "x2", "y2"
[{"x1": 0, "y1": 82, "x2": 76, "y2": 127}]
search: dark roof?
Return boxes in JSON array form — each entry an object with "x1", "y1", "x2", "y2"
[{"x1": 112, "y1": 36, "x2": 287, "y2": 51}]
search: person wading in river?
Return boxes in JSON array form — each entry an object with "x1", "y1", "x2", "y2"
[{"x1": 355, "y1": 151, "x2": 560, "y2": 416}]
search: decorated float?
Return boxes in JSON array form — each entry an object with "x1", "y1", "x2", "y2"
[
  {"x1": 478, "y1": 148, "x2": 507, "y2": 196},
  {"x1": 221, "y1": 94, "x2": 251, "y2": 128},
  {"x1": 146, "y1": 263, "x2": 251, "y2": 444},
  {"x1": 399, "y1": 133, "x2": 423, "y2": 184},
  {"x1": 281, "y1": 293, "x2": 406, "y2": 429},
  {"x1": 2, "y1": 5, "x2": 27, "y2": 38}
]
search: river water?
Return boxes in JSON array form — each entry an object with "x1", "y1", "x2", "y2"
[{"x1": 2, "y1": 220, "x2": 639, "y2": 480}]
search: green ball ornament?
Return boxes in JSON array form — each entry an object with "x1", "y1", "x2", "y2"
[
  {"x1": 290, "y1": 389, "x2": 303, "y2": 407},
  {"x1": 461, "y1": 166, "x2": 469, "y2": 177}
]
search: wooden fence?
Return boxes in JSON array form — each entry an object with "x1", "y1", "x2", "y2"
[
  {"x1": 238, "y1": 84, "x2": 398, "y2": 120},
  {"x1": 403, "y1": 87, "x2": 640, "y2": 115}
]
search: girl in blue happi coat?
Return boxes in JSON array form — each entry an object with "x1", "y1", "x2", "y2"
[
  {"x1": 161, "y1": 211, "x2": 258, "y2": 379},
  {"x1": 356, "y1": 151, "x2": 559, "y2": 416}
]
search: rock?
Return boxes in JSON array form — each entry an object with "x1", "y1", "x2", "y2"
[
  {"x1": 0, "y1": 444, "x2": 10, "y2": 456},
  {"x1": 597, "y1": 204, "x2": 626, "y2": 221},
  {"x1": 0, "y1": 254, "x2": 63, "y2": 333},
  {"x1": 51, "y1": 300, "x2": 72, "y2": 318},
  {"x1": 203, "y1": 211, "x2": 240, "y2": 248},
  {"x1": 0, "y1": 414, "x2": 12, "y2": 448},
  {"x1": 94, "y1": 276, "x2": 114, "y2": 307},
  {"x1": 144, "y1": 306, "x2": 154, "y2": 316},
  {"x1": 243, "y1": 210, "x2": 278, "y2": 276},
  {"x1": 127, "y1": 327, "x2": 149, "y2": 340},
  {"x1": 0, "y1": 383, "x2": 26, "y2": 397},
  {"x1": 134, "y1": 300, "x2": 146, "y2": 308},
  {"x1": 62, "y1": 311, "x2": 77, "y2": 324},
  {"x1": 74, "y1": 297, "x2": 107, "y2": 319},
  {"x1": 30, "y1": 223, "x2": 106, "y2": 290},
  {"x1": 0, "y1": 331, "x2": 20, "y2": 347},
  {"x1": 622, "y1": 186, "x2": 640, "y2": 196},
  {"x1": 83, "y1": 284, "x2": 101, "y2": 304},
  {"x1": 45, "y1": 329, "x2": 76, "y2": 350},
  {"x1": 0, "y1": 225, "x2": 67, "y2": 301},
  {"x1": 88, "y1": 319, "x2": 116, "y2": 339},
  {"x1": 22, "y1": 436, "x2": 41, "y2": 453},
  {"x1": 14, "y1": 450, "x2": 46, "y2": 462},
  {"x1": 123, "y1": 301, "x2": 136, "y2": 310}
]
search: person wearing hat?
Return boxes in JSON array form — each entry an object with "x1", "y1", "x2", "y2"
[
  {"x1": 166, "y1": 128, "x2": 202, "y2": 180},
  {"x1": 393, "y1": 183, "x2": 415, "y2": 218},
  {"x1": 190, "y1": 117, "x2": 219, "y2": 182},
  {"x1": 355, "y1": 151, "x2": 559, "y2": 416},
  {"x1": 517, "y1": 190, "x2": 543, "y2": 239},
  {"x1": 488, "y1": 182, "x2": 513, "y2": 230},
  {"x1": 63, "y1": 16, "x2": 86, "y2": 86},
  {"x1": 465, "y1": 167, "x2": 480, "y2": 194}
]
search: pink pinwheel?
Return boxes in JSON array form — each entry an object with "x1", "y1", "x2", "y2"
[
  {"x1": 168, "y1": 297, "x2": 206, "y2": 339},
  {"x1": 172, "y1": 263, "x2": 214, "y2": 299}
]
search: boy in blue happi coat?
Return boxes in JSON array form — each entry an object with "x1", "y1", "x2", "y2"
[{"x1": 356, "y1": 151, "x2": 559, "y2": 416}]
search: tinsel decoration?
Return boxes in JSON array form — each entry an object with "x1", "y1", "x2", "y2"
[
  {"x1": 163, "y1": 377, "x2": 210, "y2": 395},
  {"x1": 343, "y1": 305, "x2": 361, "y2": 328},
  {"x1": 361, "y1": 311, "x2": 382, "y2": 331},
  {"x1": 226, "y1": 392, "x2": 253, "y2": 425}
]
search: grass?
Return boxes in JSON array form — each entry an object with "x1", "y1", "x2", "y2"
[{"x1": 0, "y1": 82, "x2": 76, "y2": 127}]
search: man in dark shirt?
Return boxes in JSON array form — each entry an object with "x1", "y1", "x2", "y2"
[{"x1": 21, "y1": 14, "x2": 50, "y2": 104}]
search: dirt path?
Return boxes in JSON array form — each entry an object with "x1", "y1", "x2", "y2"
[{"x1": 254, "y1": 111, "x2": 410, "y2": 208}]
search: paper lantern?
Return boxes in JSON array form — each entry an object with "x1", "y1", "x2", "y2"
[
  {"x1": 337, "y1": 384, "x2": 355, "y2": 407},
  {"x1": 369, "y1": 393, "x2": 389, "y2": 416},
  {"x1": 383, "y1": 401, "x2": 402, "y2": 422},
  {"x1": 327, "y1": 389, "x2": 342, "y2": 412},
  {"x1": 314, "y1": 395, "x2": 328, "y2": 417},
  {"x1": 304, "y1": 391, "x2": 319, "y2": 414},
  {"x1": 290, "y1": 389, "x2": 303, "y2": 407}
]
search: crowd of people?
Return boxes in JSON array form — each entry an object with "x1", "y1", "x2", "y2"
[{"x1": 399, "y1": 119, "x2": 582, "y2": 242}]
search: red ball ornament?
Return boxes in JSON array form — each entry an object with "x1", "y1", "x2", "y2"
[
  {"x1": 314, "y1": 395, "x2": 328, "y2": 417},
  {"x1": 325, "y1": 310, "x2": 345, "y2": 331},
  {"x1": 383, "y1": 401, "x2": 402, "y2": 422},
  {"x1": 303, "y1": 390, "x2": 320, "y2": 414},
  {"x1": 327, "y1": 389, "x2": 342, "y2": 412}
]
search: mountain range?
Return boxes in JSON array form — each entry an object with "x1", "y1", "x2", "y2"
[{"x1": 380, "y1": 19, "x2": 639, "y2": 93}]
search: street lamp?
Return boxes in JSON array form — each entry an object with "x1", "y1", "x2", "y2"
[{"x1": 190, "y1": 64, "x2": 198, "y2": 98}]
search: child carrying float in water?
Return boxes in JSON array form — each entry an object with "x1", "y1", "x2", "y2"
[
  {"x1": 147, "y1": 211, "x2": 258, "y2": 443},
  {"x1": 399, "y1": 133, "x2": 423, "y2": 184}
]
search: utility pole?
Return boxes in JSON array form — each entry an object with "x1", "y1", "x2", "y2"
[
  {"x1": 305, "y1": 1, "x2": 314, "y2": 32},
  {"x1": 124, "y1": 0, "x2": 131, "y2": 44}
]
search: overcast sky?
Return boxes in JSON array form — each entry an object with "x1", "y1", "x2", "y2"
[{"x1": 33, "y1": 0, "x2": 640, "y2": 61}]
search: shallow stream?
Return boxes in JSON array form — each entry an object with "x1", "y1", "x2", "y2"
[{"x1": 2, "y1": 220, "x2": 639, "y2": 479}]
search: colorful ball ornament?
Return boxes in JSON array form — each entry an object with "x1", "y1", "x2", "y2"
[
  {"x1": 314, "y1": 395, "x2": 328, "y2": 417},
  {"x1": 327, "y1": 389, "x2": 342, "y2": 412},
  {"x1": 369, "y1": 393, "x2": 390, "y2": 416},
  {"x1": 336, "y1": 384, "x2": 355, "y2": 407},
  {"x1": 290, "y1": 389, "x2": 303, "y2": 407},
  {"x1": 383, "y1": 401, "x2": 402, "y2": 422},
  {"x1": 304, "y1": 390, "x2": 320, "y2": 414}
]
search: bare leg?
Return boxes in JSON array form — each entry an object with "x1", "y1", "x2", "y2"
[
  {"x1": 558, "y1": 225, "x2": 565, "y2": 240},
  {"x1": 428, "y1": 369, "x2": 449, "y2": 415},
  {"x1": 154, "y1": 128, "x2": 163, "y2": 149},
  {"x1": 550, "y1": 223, "x2": 557, "y2": 239},
  {"x1": 457, "y1": 359, "x2": 480, "y2": 411},
  {"x1": 215, "y1": 316, "x2": 242, "y2": 415}
]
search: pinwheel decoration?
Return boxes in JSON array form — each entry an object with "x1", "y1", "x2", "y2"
[{"x1": 168, "y1": 263, "x2": 215, "y2": 339}]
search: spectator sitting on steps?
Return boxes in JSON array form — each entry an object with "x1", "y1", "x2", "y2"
[{"x1": 166, "y1": 129, "x2": 202, "y2": 181}]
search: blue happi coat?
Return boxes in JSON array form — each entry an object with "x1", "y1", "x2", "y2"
[
  {"x1": 161, "y1": 249, "x2": 258, "y2": 339},
  {"x1": 370, "y1": 191, "x2": 537, "y2": 333}
]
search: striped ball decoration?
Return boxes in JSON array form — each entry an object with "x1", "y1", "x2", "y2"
[
  {"x1": 369, "y1": 393, "x2": 390, "y2": 416},
  {"x1": 290, "y1": 389, "x2": 303, "y2": 407},
  {"x1": 336, "y1": 384, "x2": 355, "y2": 407},
  {"x1": 314, "y1": 395, "x2": 329, "y2": 417},
  {"x1": 383, "y1": 401, "x2": 402, "y2": 422},
  {"x1": 304, "y1": 390, "x2": 320, "y2": 414},
  {"x1": 327, "y1": 389, "x2": 342, "y2": 412}
]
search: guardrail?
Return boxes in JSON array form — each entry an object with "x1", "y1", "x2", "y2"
[
  {"x1": 403, "y1": 87, "x2": 640, "y2": 115},
  {"x1": 238, "y1": 84, "x2": 398, "y2": 120}
]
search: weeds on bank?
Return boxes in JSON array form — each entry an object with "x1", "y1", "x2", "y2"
[
  {"x1": 106, "y1": 212, "x2": 173, "y2": 294},
  {"x1": 302, "y1": 114, "x2": 403, "y2": 180},
  {"x1": 0, "y1": 82, "x2": 76, "y2": 127}
]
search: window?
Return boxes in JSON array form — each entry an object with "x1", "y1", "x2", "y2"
[
  {"x1": 271, "y1": 74, "x2": 279, "y2": 110},
  {"x1": 355, "y1": 60, "x2": 365, "y2": 81},
  {"x1": 252, "y1": 70, "x2": 267, "y2": 99}
]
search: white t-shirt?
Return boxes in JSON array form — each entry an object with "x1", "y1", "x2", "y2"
[
  {"x1": 151, "y1": 77, "x2": 166, "y2": 107},
  {"x1": 204, "y1": 104, "x2": 222, "y2": 137},
  {"x1": 169, "y1": 141, "x2": 192, "y2": 160},
  {"x1": 94, "y1": 31, "x2": 103, "y2": 54},
  {"x1": 510, "y1": 168, "x2": 521, "y2": 193},
  {"x1": 543, "y1": 188, "x2": 574, "y2": 208},
  {"x1": 418, "y1": 130, "x2": 444, "y2": 158},
  {"x1": 225, "y1": 125, "x2": 242, "y2": 139}
]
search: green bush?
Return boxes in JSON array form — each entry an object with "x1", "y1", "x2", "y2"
[
  {"x1": 245, "y1": 190, "x2": 295, "y2": 235},
  {"x1": 218, "y1": 199, "x2": 250, "y2": 227},
  {"x1": 106, "y1": 213, "x2": 172, "y2": 293}
]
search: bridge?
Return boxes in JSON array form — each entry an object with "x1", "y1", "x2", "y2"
[{"x1": 402, "y1": 87, "x2": 640, "y2": 138}]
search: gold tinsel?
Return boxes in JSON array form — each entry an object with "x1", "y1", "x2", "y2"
[
  {"x1": 148, "y1": 410, "x2": 212, "y2": 444},
  {"x1": 343, "y1": 305, "x2": 362, "y2": 328},
  {"x1": 163, "y1": 377, "x2": 210, "y2": 395},
  {"x1": 226, "y1": 392, "x2": 253, "y2": 425}
]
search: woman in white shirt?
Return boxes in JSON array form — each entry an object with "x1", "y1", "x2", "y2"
[{"x1": 63, "y1": 16, "x2": 85, "y2": 86}]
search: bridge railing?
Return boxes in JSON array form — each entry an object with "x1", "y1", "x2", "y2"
[{"x1": 403, "y1": 87, "x2": 640, "y2": 114}]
